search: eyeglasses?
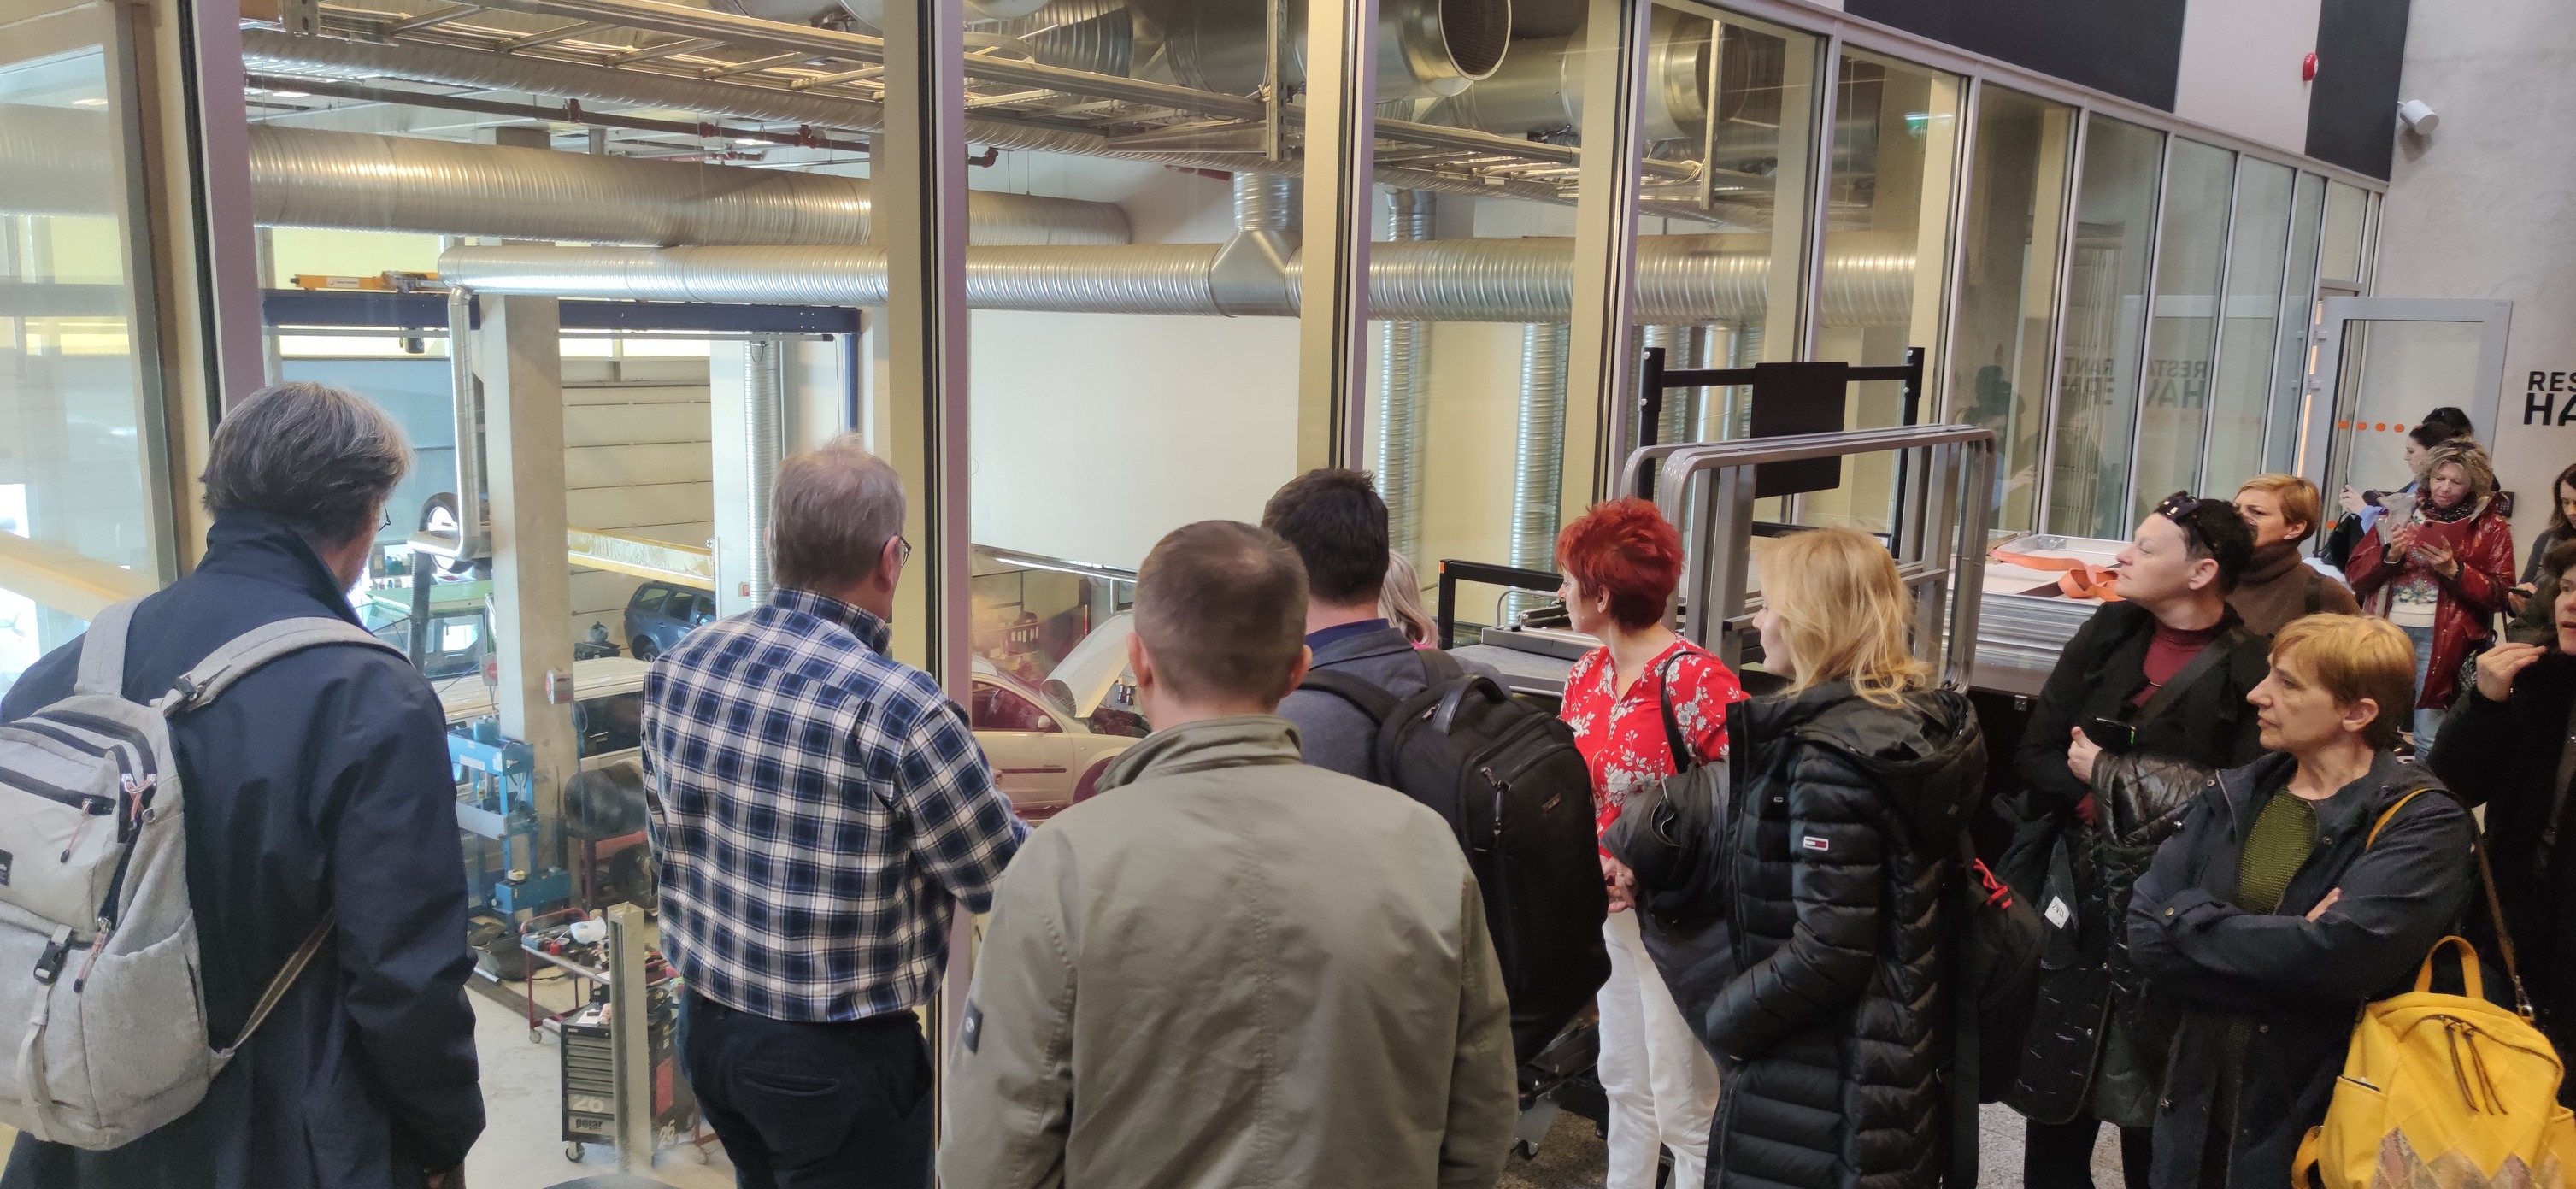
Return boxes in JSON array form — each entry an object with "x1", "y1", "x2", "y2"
[{"x1": 891, "y1": 535, "x2": 913, "y2": 568}]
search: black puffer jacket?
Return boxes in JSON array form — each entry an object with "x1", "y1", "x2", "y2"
[
  {"x1": 2007, "y1": 602, "x2": 2268, "y2": 1128},
  {"x1": 1698, "y1": 682, "x2": 1985, "y2": 1189}
]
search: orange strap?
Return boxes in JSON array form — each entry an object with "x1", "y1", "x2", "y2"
[{"x1": 1991, "y1": 546, "x2": 2125, "y2": 601}]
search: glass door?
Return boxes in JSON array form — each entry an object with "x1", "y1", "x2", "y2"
[{"x1": 2300, "y1": 297, "x2": 2513, "y2": 507}]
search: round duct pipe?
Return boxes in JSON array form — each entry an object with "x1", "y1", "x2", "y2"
[
  {"x1": 1379, "y1": 191, "x2": 1434, "y2": 562},
  {"x1": 1128, "y1": 0, "x2": 1509, "y2": 101},
  {"x1": 439, "y1": 234, "x2": 1919, "y2": 324},
  {"x1": 0, "y1": 106, "x2": 1128, "y2": 246},
  {"x1": 1456, "y1": 7, "x2": 1704, "y2": 142},
  {"x1": 1505, "y1": 322, "x2": 1567, "y2": 619}
]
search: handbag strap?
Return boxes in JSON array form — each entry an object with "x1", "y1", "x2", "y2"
[
  {"x1": 218, "y1": 911, "x2": 337, "y2": 1057},
  {"x1": 1655, "y1": 650, "x2": 1696, "y2": 774},
  {"x1": 2134, "y1": 623, "x2": 2252, "y2": 726},
  {"x1": 2367, "y1": 787, "x2": 2534, "y2": 1019}
]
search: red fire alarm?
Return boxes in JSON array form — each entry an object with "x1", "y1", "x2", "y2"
[{"x1": 2303, "y1": 52, "x2": 2318, "y2": 81}]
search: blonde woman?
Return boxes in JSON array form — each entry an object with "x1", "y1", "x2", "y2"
[
  {"x1": 2345, "y1": 440, "x2": 2515, "y2": 754},
  {"x1": 1697, "y1": 527, "x2": 1984, "y2": 1189},
  {"x1": 1379, "y1": 550, "x2": 1438, "y2": 646}
]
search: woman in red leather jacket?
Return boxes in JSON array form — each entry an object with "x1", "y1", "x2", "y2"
[{"x1": 2347, "y1": 439, "x2": 2516, "y2": 759}]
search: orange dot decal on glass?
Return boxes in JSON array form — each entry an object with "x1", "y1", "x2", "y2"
[{"x1": 2376, "y1": 422, "x2": 2389, "y2": 432}]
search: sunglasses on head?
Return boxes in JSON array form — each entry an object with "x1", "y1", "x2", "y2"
[{"x1": 2154, "y1": 491, "x2": 2216, "y2": 551}]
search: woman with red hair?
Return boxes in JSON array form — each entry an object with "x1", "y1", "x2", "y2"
[{"x1": 1556, "y1": 497, "x2": 1744, "y2": 1189}]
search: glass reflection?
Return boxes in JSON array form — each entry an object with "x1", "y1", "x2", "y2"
[
  {"x1": 2048, "y1": 115, "x2": 2165, "y2": 539},
  {"x1": 0, "y1": 36, "x2": 161, "y2": 700},
  {"x1": 2320, "y1": 180, "x2": 2367, "y2": 283},
  {"x1": 1805, "y1": 50, "x2": 1962, "y2": 534},
  {"x1": 2203, "y1": 158, "x2": 2295, "y2": 495},
  {"x1": 2266, "y1": 174, "x2": 2329, "y2": 473},
  {"x1": 1950, "y1": 85, "x2": 2075, "y2": 534},
  {"x1": 2129, "y1": 139, "x2": 2233, "y2": 525}
]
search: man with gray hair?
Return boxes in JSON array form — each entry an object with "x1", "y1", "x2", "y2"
[
  {"x1": 1, "y1": 382, "x2": 485, "y2": 1189},
  {"x1": 642, "y1": 433, "x2": 1024, "y2": 1189}
]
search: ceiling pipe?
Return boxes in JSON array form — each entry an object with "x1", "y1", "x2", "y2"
[
  {"x1": 0, "y1": 104, "x2": 1129, "y2": 245},
  {"x1": 435, "y1": 233, "x2": 1919, "y2": 324}
]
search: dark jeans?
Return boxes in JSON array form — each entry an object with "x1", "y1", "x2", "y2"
[
  {"x1": 2024, "y1": 1116, "x2": 2152, "y2": 1189},
  {"x1": 680, "y1": 993, "x2": 932, "y2": 1189}
]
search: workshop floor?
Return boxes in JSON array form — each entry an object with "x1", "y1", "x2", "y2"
[
  {"x1": 0, "y1": 987, "x2": 2132, "y2": 1188},
  {"x1": 457, "y1": 973, "x2": 2127, "y2": 1189}
]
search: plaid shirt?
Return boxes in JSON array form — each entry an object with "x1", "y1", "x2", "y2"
[{"x1": 640, "y1": 588, "x2": 1026, "y2": 1022}]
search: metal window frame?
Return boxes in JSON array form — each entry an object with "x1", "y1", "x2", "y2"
[
  {"x1": 2032, "y1": 102, "x2": 2091, "y2": 534},
  {"x1": 2188, "y1": 144, "x2": 2243, "y2": 496},
  {"x1": 2299, "y1": 297, "x2": 2515, "y2": 498},
  {"x1": 1934, "y1": 75, "x2": 1984, "y2": 425},
  {"x1": 2111, "y1": 119, "x2": 2175, "y2": 534}
]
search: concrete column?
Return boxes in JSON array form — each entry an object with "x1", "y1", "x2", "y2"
[{"x1": 475, "y1": 295, "x2": 575, "y2": 851}]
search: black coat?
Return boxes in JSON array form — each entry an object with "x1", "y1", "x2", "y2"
[
  {"x1": 2432, "y1": 652, "x2": 2576, "y2": 1046},
  {"x1": 0, "y1": 513, "x2": 485, "y2": 1189},
  {"x1": 2007, "y1": 602, "x2": 2268, "y2": 1127},
  {"x1": 2127, "y1": 750, "x2": 2475, "y2": 1189},
  {"x1": 1698, "y1": 682, "x2": 1985, "y2": 1189}
]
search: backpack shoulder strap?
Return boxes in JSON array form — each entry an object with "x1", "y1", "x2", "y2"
[
  {"x1": 1296, "y1": 669, "x2": 1402, "y2": 724},
  {"x1": 72, "y1": 599, "x2": 144, "y2": 698},
  {"x1": 1419, "y1": 645, "x2": 1463, "y2": 686},
  {"x1": 217, "y1": 911, "x2": 337, "y2": 1056},
  {"x1": 2365, "y1": 786, "x2": 2537, "y2": 1018},
  {"x1": 154, "y1": 617, "x2": 403, "y2": 715}
]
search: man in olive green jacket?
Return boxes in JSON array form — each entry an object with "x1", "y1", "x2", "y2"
[{"x1": 940, "y1": 520, "x2": 1518, "y2": 1189}]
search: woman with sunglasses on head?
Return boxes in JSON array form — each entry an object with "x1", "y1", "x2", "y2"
[
  {"x1": 2006, "y1": 491, "x2": 2271, "y2": 1189},
  {"x1": 2345, "y1": 440, "x2": 2514, "y2": 757}
]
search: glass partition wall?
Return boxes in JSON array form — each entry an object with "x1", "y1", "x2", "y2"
[{"x1": 1950, "y1": 86, "x2": 2076, "y2": 535}]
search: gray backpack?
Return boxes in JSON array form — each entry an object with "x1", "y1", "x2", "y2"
[{"x1": 0, "y1": 598, "x2": 398, "y2": 1149}]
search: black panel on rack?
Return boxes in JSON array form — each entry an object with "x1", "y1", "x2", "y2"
[{"x1": 1842, "y1": 0, "x2": 2189, "y2": 110}]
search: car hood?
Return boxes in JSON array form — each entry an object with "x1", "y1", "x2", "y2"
[{"x1": 1044, "y1": 612, "x2": 1135, "y2": 719}]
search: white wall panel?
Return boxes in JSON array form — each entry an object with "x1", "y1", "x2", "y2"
[{"x1": 2173, "y1": 0, "x2": 2320, "y2": 154}]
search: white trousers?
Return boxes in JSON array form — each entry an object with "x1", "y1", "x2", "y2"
[{"x1": 1597, "y1": 909, "x2": 1722, "y2": 1189}]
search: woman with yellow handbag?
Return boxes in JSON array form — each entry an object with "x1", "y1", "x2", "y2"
[{"x1": 2127, "y1": 615, "x2": 2479, "y2": 1189}]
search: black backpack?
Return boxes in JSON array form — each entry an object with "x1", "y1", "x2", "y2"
[{"x1": 1299, "y1": 653, "x2": 1610, "y2": 1064}]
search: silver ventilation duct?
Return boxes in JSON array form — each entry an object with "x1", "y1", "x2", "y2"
[
  {"x1": 1128, "y1": 0, "x2": 1510, "y2": 101},
  {"x1": 0, "y1": 103, "x2": 1128, "y2": 245},
  {"x1": 1506, "y1": 322, "x2": 1567, "y2": 617},
  {"x1": 977, "y1": 0, "x2": 1133, "y2": 77},
  {"x1": 1641, "y1": 323, "x2": 1693, "y2": 445},
  {"x1": 438, "y1": 233, "x2": 1919, "y2": 324},
  {"x1": 1457, "y1": 8, "x2": 1704, "y2": 142},
  {"x1": 1378, "y1": 190, "x2": 1433, "y2": 561},
  {"x1": 239, "y1": 29, "x2": 1113, "y2": 156}
]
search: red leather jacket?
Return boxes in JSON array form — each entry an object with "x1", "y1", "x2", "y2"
[{"x1": 2347, "y1": 499, "x2": 2516, "y2": 709}]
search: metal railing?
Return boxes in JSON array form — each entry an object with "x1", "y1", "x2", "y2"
[{"x1": 1638, "y1": 425, "x2": 1997, "y2": 688}]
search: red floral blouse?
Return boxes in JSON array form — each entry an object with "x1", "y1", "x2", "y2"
[{"x1": 1560, "y1": 639, "x2": 1748, "y2": 840}]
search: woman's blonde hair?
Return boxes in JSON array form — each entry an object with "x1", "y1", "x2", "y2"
[
  {"x1": 1380, "y1": 551, "x2": 1438, "y2": 645},
  {"x1": 2423, "y1": 440, "x2": 2497, "y2": 508},
  {"x1": 2268, "y1": 615, "x2": 2414, "y2": 749},
  {"x1": 1756, "y1": 527, "x2": 1931, "y2": 706},
  {"x1": 2235, "y1": 473, "x2": 2323, "y2": 544}
]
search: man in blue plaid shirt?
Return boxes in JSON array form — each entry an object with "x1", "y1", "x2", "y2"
[{"x1": 642, "y1": 435, "x2": 1026, "y2": 1189}]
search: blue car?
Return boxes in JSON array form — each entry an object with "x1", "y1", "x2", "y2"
[{"x1": 623, "y1": 582, "x2": 716, "y2": 662}]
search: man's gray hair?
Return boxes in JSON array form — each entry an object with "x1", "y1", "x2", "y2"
[
  {"x1": 200, "y1": 381, "x2": 410, "y2": 547},
  {"x1": 771, "y1": 434, "x2": 908, "y2": 592}
]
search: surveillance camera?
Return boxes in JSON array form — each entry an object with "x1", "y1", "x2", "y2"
[{"x1": 2397, "y1": 98, "x2": 2440, "y2": 134}]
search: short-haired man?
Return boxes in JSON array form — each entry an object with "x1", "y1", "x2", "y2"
[
  {"x1": 2007, "y1": 491, "x2": 2273, "y2": 1188},
  {"x1": 2, "y1": 383, "x2": 484, "y2": 1189},
  {"x1": 1264, "y1": 468, "x2": 1501, "y2": 779},
  {"x1": 941, "y1": 521, "x2": 1517, "y2": 1189},
  {"x1": 643, "y1": 435, "x2": 1025, "y2": 1189}
]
